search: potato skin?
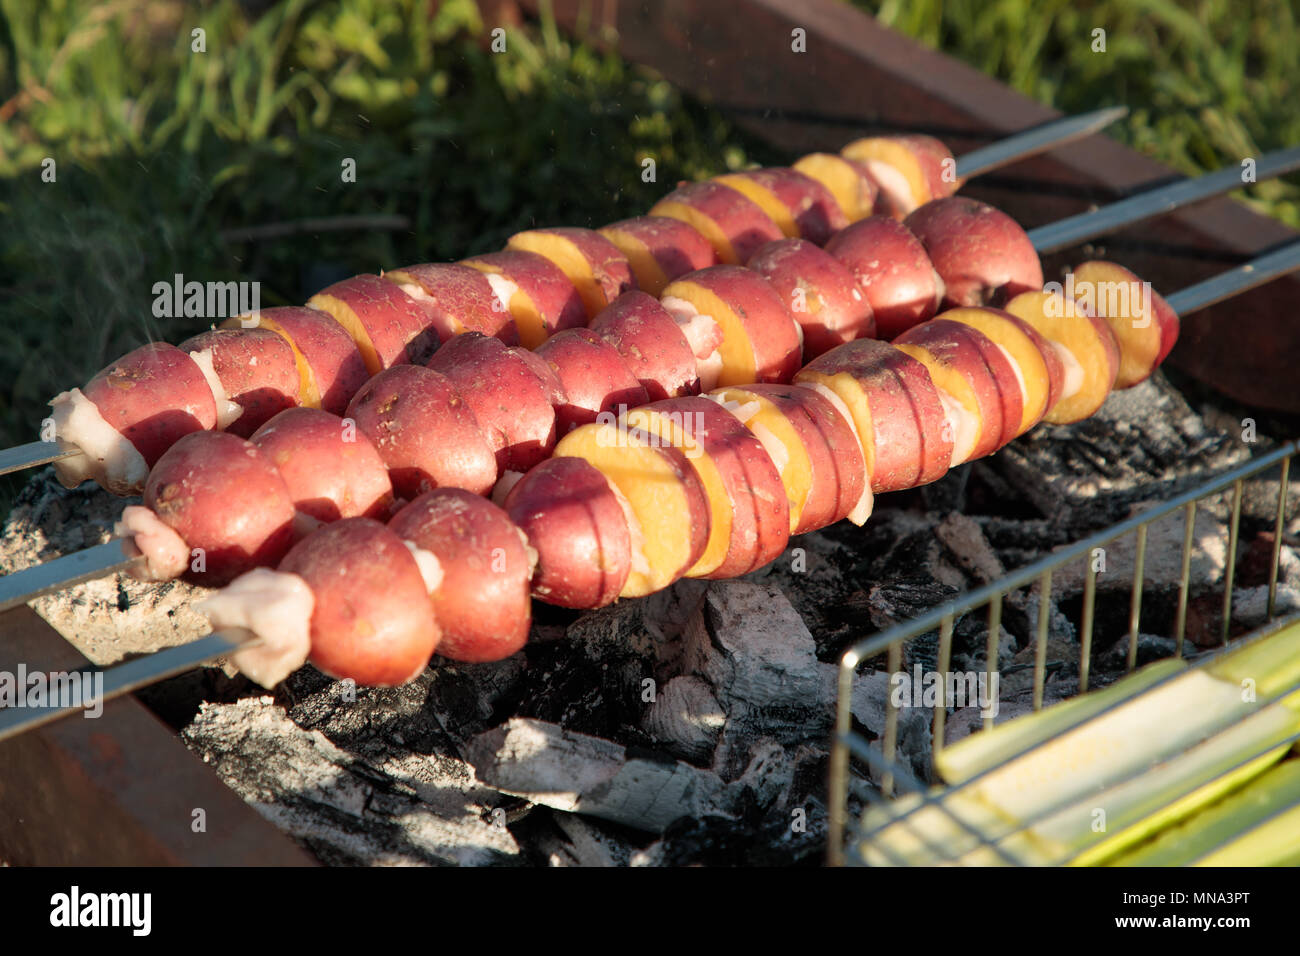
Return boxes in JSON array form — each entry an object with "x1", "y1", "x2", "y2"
[
  {"x1": 389, "y1": 490, "x2": 532, "y2": 662},
  {"x1": 535, "y1": 328, "x2": 649, "y2": 433},
  {"x1": 385, "y1": 262, "x2": 520, "y2": 343},
  {"x1": 666, "y1": 265, "x2": 803, "y2": 385},
  {"x1": 82, "y1": 342, "x2": 218, "y2": 467},
  {"x1": 598, "y1": 216, "x2": 718, "y2": 293},
  {"x1": 308, "y1": 274, "x2": 443, "y2": 369},
  {"x1": 346, "y1": 364, "x2": 498, "y2": 498},
  {"x1": 503, "y1": 457, "x2": 632, "y2": 609},
  {"x1": 426, "y1": 332, "x2": 565, "y2": 473},
  {"x1": 904, "y1": 198, "x2": 1043, "y2": 309},
  {"x1": 651, "y1": 181, "x2": 784, "y2": 264},
  {"x1": 178, "y1": 328, "x2": 300, "y2": 438},
  {"x1": 589, "y1": 292, "x2": 700, "y2": 401},
  {"x1": 800, "y1": 338, "x2": 953, "y2": 493},
  {"x1": 728, "y1": 383, "x2": 867, "y2": 534},
  {"x1": 250, "y1": 306, "x2": 371, "y2": 416},
  {"x1": 145, "y1": 430, "x2": 296, "y2": 586},
  {"x1": 280, "y1": 517, "x2": 439, "y2": 686},
  {"x1": 250, "y1": 407, "x2": 393, "y2": 525},
  {"x1": 640, "y1": 396, "x2": 790, "y2": 579},
  {"x1": 461, "y1": 249, "x2": 587, "y2": 341},
  {"x1": 825, "y1": 216, "x2": 942, "y2": 339},
  {"x1": 746, "y1": 238, "x2": 875, "y2": 358}
]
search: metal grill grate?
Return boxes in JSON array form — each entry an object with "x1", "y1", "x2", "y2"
[{"x1": 827, "y1": 440, "x2": 1298, "y2": 866}]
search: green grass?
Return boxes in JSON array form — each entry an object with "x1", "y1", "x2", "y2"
[
  {"x1": 0, "y1": 0, "x2": 1295, "y2": 512},
  {"x1": 0, "y1": 0, "x2": 777, "y2": 508},
  {"x1": 854, "y1": 0, "x2": 1300, "y2": 227}
]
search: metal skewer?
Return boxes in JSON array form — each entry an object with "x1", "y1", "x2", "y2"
[
  {"x1": 954, "y1": 106, "x2": 1127, "y2": 180},
  {"x1": 0, "y1": 540, "x2": 143, "y2": 615},
  {"x1": 1028, "y1": 145, "x2": 1300, "y2": 254},
  {"x1": 0, "y1": 630, "x2": 255, "y2": 744},
  {"x1": 3, "y1": 242, "x2": 1299, "y2": 742}
]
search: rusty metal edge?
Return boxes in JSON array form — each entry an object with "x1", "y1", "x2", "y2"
[{"x1": 0, "y1": 605, "x2": 316, "y2": 866}]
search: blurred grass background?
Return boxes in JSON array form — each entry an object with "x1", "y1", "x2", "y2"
[{"x1": 0, "y1": 0, "x2": 1295, "y2": 508}]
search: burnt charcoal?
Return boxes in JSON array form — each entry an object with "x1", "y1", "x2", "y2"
[
  {"x1": 183, "y1": 696, "x2": 522, "y2": 866},
  {"x1": 756, "y1": 531, "x2": 869, "y2": 663},
  {"x1": 993, "y1": 372, "x2": 1249, "y2": 530},
  {"x1": 525, "y1": 809, "x2": 644, "y2": 867},
  {"x1": 633, "y1": 802, "x2": 826, "y2": 867},
  {"x1": 1098, "y1": 634, "x2": 1180, "y2": 672},
  {"x1": 919, "y1": 464, "x2": 969, "y2": 512}
]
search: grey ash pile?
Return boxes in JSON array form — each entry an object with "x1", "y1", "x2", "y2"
[{"x1": 4, "y1": 371, "x2": 1298, "y2": 865}]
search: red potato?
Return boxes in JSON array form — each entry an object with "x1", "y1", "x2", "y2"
[
  {"x1": 660, "y1": 266, "x2": 802, "y2": 386},
  {"x1": 715, "y1": 168, "x2": 849, "y2": 245},
  {"x1": 941, "y1": 306, "x2": 1066, "y2": 436},
  {"x1": 904, "y1": 198, "x2": 1043, "y2": 309},
  {"x1": 797, "y1": 338, "x2": 954, "y2": 494},
  {"x1": 389, "y1": 490, "x2": 532, "y2": 663},
  {"x1": 895, "y1": 319, "x2": 1024, "y2": 462},
  {"x1": 461, "y1": 249, "x2": 587, "y2": 349},
  {"x1": 554, "y1": 422, "x2": 711, "y2": 597},
  {"x1": 306, "y1": 274, "x2": 443, "y2": 372},
  {"x1": 145, "y1": 430, "x2": 297, "y2": 586},
  {"x1": 503, "y1": 457, "x2": 632, "y2": 609},
  {"x1": 346, "y1": 364, "x2": 498, "y2": 498},
  {"x1": 224, "y1": 307, "x2": 369, "y2": 417},
  {"x1": 841, "y1": 135, "x2": 957, "y2": 218},
  {"x1": 709, "y1": 383, "x2": 867, "y2": 534},
  {"x1": 791, "y1": 153, "x2": 880, "y2": 223},
  {"x1": 746, "y1": 239, "x2": 875, "y2": 358},
  {"x1": 1002, "y1": 290, "x2": 1121, "y2": 424},
  {"x1": 625, "y1": 396, "x2": 790, "y2": 579},
  {"x1": 589, "y1": 291, "x2": 701, "y2": 401},
  {"x1": 250, "y1": 407, "x2": 393, "y2": 526},
  {"x1": 1067, "y1": 260, "x2": 1180, "y2": 389},
  {"x1": 383, "y1": 262, "x2": 519, "y2": 344},
  {"x1": 598, "y1": 216, "x2": 719, "y2": 296},
  {"x1": 280, "y1": 518, "x2": 439, "y2": 686},
  {"x1": 535, "y1": 328, "x2": 649, "y2": 433},
  {"x1": 825, "y1": 216, "x2": 944, "y2": 339},
  {"x1": 177, "y1": 328, "x2": 300, "y2": 438},
  {"x1": 425, "y1": 332, "x2": 565, "y2": 472},
  {"x1": 505, "y1": 227, "x2": 637, "y2": 319},
  {"x1": 649, "y1": 181, "x2": 785, "y2": 265},
  {"x1": 77, "y1": 343, "x2": 218, "y2": 467}
]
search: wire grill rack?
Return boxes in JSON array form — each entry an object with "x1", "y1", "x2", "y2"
[{"x1": 827, "y1": 440, "x2": 1299, "y2": 866}]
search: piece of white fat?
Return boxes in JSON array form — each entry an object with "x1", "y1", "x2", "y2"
[
  {"x1": 1051, "y1": 340, "x2": 1086, "y2": 400},
  {"x1": 661, "y1": 295, "x2": 726, "y2": 391},
  {"x1": 863, "y1": 160, "x2": 919, "y2": 215},
  {"x1": 195, "y1": 569, "x2": 315, "y2": 688},
  {"x1": 993, "y1": 343, "x2": 1029, "y2": 410},
  {"x1": 936, "y1": 387, "x2": 980, "y2": 467},
  {"x1": 706, "y1": 395, "x2": 789, "y2": 475},
  {"x1": 660, "y1": 296, "x2": 721, "y2": 358},
  {"x1": 749, "y1": 421, "x2": 789, "y2": 476},
  {"x1": 696, "y1": 350, "x2": 724, "y2": 393},
  {"x1": 491, "y1": 470, "x2": 525, "y2": 509},
  {"x1": 48, "y1": 387, "x2": 150, "y2": 495},
  {"x1": 115, "y1": 505, "x2": 190, "y2": 581},
  {"x1": 704, "y1": 393, "x2": 762, "y2": 425},
  {"x1": 794, "y1": 381, "x2": 874, "y2": 526},
  {"x1": 187, "y1": 348, "x2": 244, "y2": 430},
  {"x1": 483, "y1": 273, "x2": 518, "y2": 317},
  {"x1": 607, "y1": 478, "x2": 652, "y2": 580},
  {"x1": 402, "y1": 540, "x2": 445, "y2": 595}
]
